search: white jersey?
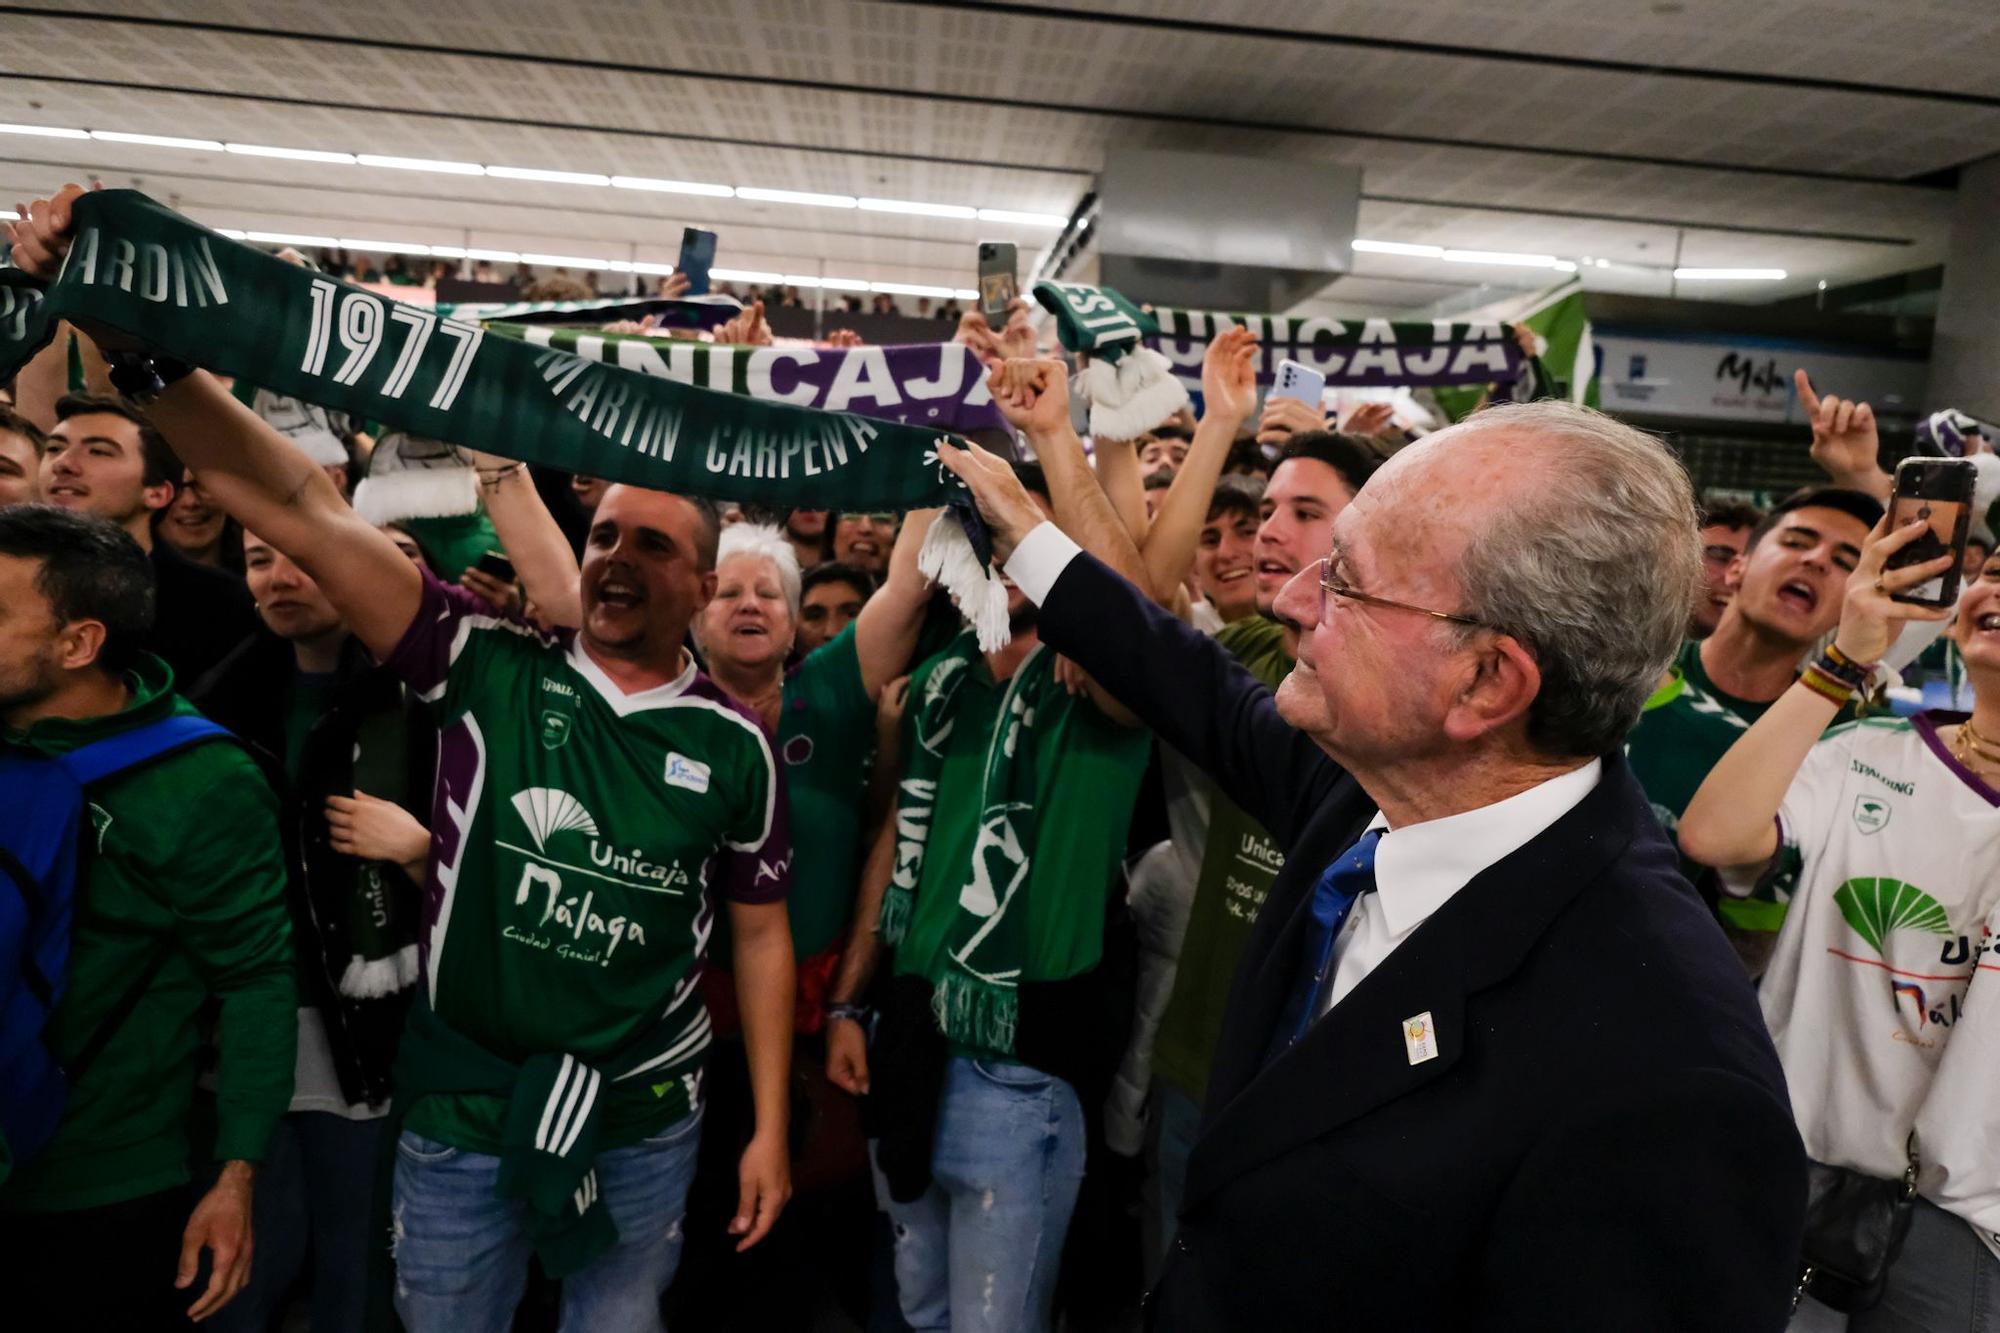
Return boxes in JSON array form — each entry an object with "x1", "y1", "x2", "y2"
[
  {"x1": 1915, "y1": 894, "x2": 2000, "y2": 1260},
  {"x1": 1755, "y1": 714, "x2": 2000, "y2": 1242}
]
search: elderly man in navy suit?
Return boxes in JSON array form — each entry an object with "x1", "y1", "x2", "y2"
[{"x1": 937, "y1": 361, "x2": 1806, "y2": 1332}]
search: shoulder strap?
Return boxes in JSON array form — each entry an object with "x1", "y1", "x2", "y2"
[
  {"x1": 65, "y1": 945, "x2": 174, "y2": 1086},
  {"x1": 56, "y1": 713, "x2": 232, "y2": 788}
]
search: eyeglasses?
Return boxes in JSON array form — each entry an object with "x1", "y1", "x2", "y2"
[{"x1": 1318, "y1": 556, "x2": 1484, "y2": 628}]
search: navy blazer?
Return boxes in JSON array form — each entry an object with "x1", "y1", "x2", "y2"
[{"x1": 1035, "y1": 550, "x2": 1806, "y2": 1332}]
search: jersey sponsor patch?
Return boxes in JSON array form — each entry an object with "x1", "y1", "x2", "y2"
[
  {"x1": 1853, "y1": 794, "x2": 1892, "y2": 835},
  {"x1": 664, "y1": 753, "x2": 711, "y2": 793}
]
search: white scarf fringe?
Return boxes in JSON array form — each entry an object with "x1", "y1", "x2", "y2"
[
  {"x1": 1076, "y1": 347, "x2": 1190, "y2": 442},
  {"x1": 919, "y1": 511, "x2": 1012, "y2": 652},
  {"x1": 337, "y1": 944, "x2": 420, "y2": 1000}
]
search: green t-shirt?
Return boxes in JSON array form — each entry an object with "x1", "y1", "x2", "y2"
[
  {"x1": 384, "y1": 574, "x2": 789, "y2": 1152},
  {"x1": 777, "y1": 623, "x2": 878, "y2": 957},
  {"x1": 708, "y1": 623, "x2": 878, "y2": 963},
  {"x1": 892, "y1": 644, "x2": 1150, "y2": 1057},
  {"x1": 1623, "y1": 669, "x2": 1752, "y2": 883},
  {"x1": 1152, "y1": 615, "x2": 1294, "y2": 1102}
]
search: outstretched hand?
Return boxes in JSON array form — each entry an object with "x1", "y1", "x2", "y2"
[
  {"x1": 1797, "y1": 369, "x2": 1889, "y2": 497},
  {"x1": 1832, "y1": 513, "x2": 1957, "y2": 666},
  {"x1": 713, "y1": 299, "x2": 772, "y2": 347},
  {"x1": 1200, "y1": 326, "x2": 1260, "y2": 428},
  {"x1": 986, "y1": 358, "x2": 1072, "y2": 439},
  {"x1": 7, "y1": 182, "x2": 88, "y2": 277},
  {"x1": 934, "y1": 435, "x2": 1047, "y2": 566}
]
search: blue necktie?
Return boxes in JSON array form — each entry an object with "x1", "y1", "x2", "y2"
[{"x1": 1269, "y1": 829, "x2": 1382, "y2": 1062}]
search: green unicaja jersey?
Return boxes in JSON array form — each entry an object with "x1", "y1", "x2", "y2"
[
  {"x1": 1623, "y1": 668, "x2": 1751, "y2": 882},
  {"x1": 385, "y1": 574, "x2": 791, "y2": 1152}
]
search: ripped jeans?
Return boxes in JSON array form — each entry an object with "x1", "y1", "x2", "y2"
[
  {"x1": 873, "y1": 1057, "x2": 1087, "y2": 1333},
  {"x1": 390, "y1": 1108, "x2": 703, "y2": 1333}
]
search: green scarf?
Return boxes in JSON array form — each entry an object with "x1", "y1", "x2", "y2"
[
  {"x1": 1031, "y1": 280, "x2": 1188, "y2": 440},
  {"x1": 879, "y1": 633, "x2": 1053, "y2": 1054},
  {"x1": 434, "y1": 294, "x2": 740, "y2": 330},
  {"x1": 1, "y1": 190, "x2": 1011, "y2": 645}
]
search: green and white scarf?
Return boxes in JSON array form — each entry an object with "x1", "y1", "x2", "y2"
[
  {"x1": 1031, "y1": 280, "x2": 1189, "y2": 440},
  {"x1": 879, "y1": 633, "x2": 1053, "y2": 1054},
  {"x1": 0, "y1": 190, "x2": 1010, "y2": 647}
]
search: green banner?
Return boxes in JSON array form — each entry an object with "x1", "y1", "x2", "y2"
[{"x1": 0, "y1": 191, "x2": 967, "y2": 512}]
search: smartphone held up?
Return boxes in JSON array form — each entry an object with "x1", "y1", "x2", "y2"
[
  {"x1": 977, "y1": 241, "x2": 1017, "y2": 325},
  {"x1": 1885, "y1": 457, "x2": 1976, "y2": 609}
]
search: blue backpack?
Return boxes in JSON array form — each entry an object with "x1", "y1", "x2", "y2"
[{"x1": 0, "y1": 712, "x2": 230, "y2": 1177}]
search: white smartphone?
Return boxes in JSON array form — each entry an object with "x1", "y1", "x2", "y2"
[{"x1": 1271, "y1": 358, "x2": 1326, "y2": 405}]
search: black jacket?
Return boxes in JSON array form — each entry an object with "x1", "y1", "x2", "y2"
[
  {"x1": 148, "y1": 540, "x2": 257, "y2": 691},
  {"x1": 1036, "y1": 552, "x2": 1807, "y2": 1332},
  {"x1": 191, "y1": 631, "x2": 433, "y2": 1108}
]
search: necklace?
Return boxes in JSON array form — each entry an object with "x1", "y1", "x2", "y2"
[{"x1": 1951, "y1": 717, "x2": 2000, "y2": 775}]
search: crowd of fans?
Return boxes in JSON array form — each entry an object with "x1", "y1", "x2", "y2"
[{"x1": 1, "y1": 172, "x2": 1998, "y2": 1333}]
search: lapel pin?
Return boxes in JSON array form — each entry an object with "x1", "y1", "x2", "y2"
[{"x1": 1403, "y1": 1011, "x2": 1439, "y2": 1066}]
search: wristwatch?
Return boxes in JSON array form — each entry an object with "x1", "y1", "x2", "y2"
[
  {"x1": 825, "y1": 1002, "x2": 870, "y2": 1026},
  {"x1": 103, "y1": 349, "x2": 195, "y2": 406}
]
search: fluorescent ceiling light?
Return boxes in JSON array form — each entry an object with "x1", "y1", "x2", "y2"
[
  {"x1": 612, "y1": 175, "x2": 734, "y2": 198},
  {"x1": 0, "y1": 209, "x2": 15, "y2": 220},
  {"x1": 217, "y1": 228, "x2": 247, "y2": 239},
  {"x1": 783, "y1": 274, "x2": 823, "y2": 289},
  {"x1": 859, "y1": 197, "x2": 977, "y2": 220},
  {"x1": 337, "y1": 238, "x2": 434, "y2": 255},
  {"x1": 630, "y1": 261, "x2": 677, "y2": 275},
  {"x1": 356, "y1": 154, "x2": 485, "y2": 176},
  {"x1": 815, "y1": 276, "x2": 873, "y2": 292},
  {"x1": 226, "y1": 142, "x2": 357, "y2": 164},
  {"x1": 464, "y1": 248, "x2": 522, "y2": 263},
  {"x1": 488, "y1": 165, "x2": 612, "y2": 187},
  {"x1": 92, "y1": 130, "x2": 222, "y2": 151},
  {"x1": 1674, "y1": 267, "x2": 1787, "y2": 280},
  {"x1": 246, "y1": 230, "x2": 338, "y2": 247},
  {"x1": 976, "y1": 208, "x2": 1068, "y2": 228},
  {"x1": 0, "y1": 123, "x2": 89, "y2": 140},
  {"x1": 734, "y1": 187, "x2": 857, "y2": 210},
  {"x1": 1553, "y1": 260, "x2": 1579, "y2": 272},
  {"x1": 711, "y1": 267, "x2": 785, "y2": 284},
  {"x1": 870, "y1": 281, "x2": 959, "y2": 299},
  {"x1": 521, "y1": 252, "x2": 612, "y2": 271},
  {"x1": 1441, "y1": 249, "x2": 1565, "y2": 268},
  {"x1": 1352, "y1": 239, "x2": 1445, "y2": 258}
]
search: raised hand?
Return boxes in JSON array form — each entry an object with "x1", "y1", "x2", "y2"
[
  {"x1": 1256, "y1": 394, "x2": 1331, "y2": 446},
  {"x1": 1200, "y1": 326, "x2": 1260, "y2": 429},
  {"x1": 986, "y1": 357, "x2": 1072, "y2": 439},
  {"x1": 1796, "y1": 369, "x2": 1888, "y2": 496},
  {"x1": 7, "y1": 182, "x2": 88, "y2": 277},
  {"x1": 660, "y1": 270, "x2": 691, "y2": 300},
  {"x1": 822, "y1": 328, "x2": 865, "y2": 349},
  {"x1": 934, "y1": 435, "x2": 1048, "y2": 565},
  {"x1": 1832, "y1": 513, "x2": 1957, "y2": 665},
  {"x1": 713, "y1": 299, "x2": 772, "y2": 346},
  {"x1": 997, "y1": 297, "x2": 1037, "y2": 360},
  {"x1": 1339, "y1": 400, "x2": 1397, "y2": 439},
  {"x1": 954, "y1": 309, "x2": 1003, "y2": 367}
]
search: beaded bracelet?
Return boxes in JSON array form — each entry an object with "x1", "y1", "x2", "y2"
[{"x1": 1817, "y1": 642, "x2": 1874, "y2": 691}]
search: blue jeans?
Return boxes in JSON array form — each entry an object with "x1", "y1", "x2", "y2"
[
  {"x1": 1792, "y1": 1196, "x2": 2000, "y2": 1333},
  {"x1": 210, "y1": 1112, "x2": 387, "y2": 1333},
  {"x1": 391, "y1": 1108, "x2": 703, "y2": 1333},
  {"x1": 1143, "y1": 1080, "x2": 1202, "y2": 1285},
  {"x1": 873, "y1": 1057, "x2": 1087, "y2": 1333}
]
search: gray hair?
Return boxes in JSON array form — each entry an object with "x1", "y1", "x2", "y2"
[
  {"x1": 714, "y1": 522, "x2": 803, "y2": 619},
  {"x1": 1444, "y1": 402, "x2": 1701, "y2": 758}
]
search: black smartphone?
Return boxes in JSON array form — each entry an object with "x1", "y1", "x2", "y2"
[
  {"x1": 677, "y1": 227, "x2": 717, "y2": 296},
  {"x1": 1885, "y1": 457, "x2": 1976, "y2": 608},
  {"x1": 977, "y1": 241, "x2": 1017, "y2": 325},
  {"x1": 474, "y1": 549, "x2": 518, "y2": 584}
]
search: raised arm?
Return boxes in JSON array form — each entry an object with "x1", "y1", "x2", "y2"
[
  {"x1": 9, "y1": 184, "x2": 420, "y2": 659},
  {"x1": 1795, "y1": 369, "x2": 1891, "y2": 503},
  {"x1": 851, "y1": 505, "x2": 939, "y2": 701},
  {"x1": 987, "y1": 358, "x2": 1156, "y2": 602},
  {"x1": 149, "y1": 374, "x2": 422, "y2": 660},
  {"x1": 1141, "y1": 327, "x2": 1259, "y2": 599},
  {"x1": 1091, "y1": 431, "x2": 1150, "y2": 544},
  {"x1": 462, "y1": 447, "x2": 583, "y2": 629},
  {"x1": 1679, "y1": 515, "x2": 1953, "y2": 871}
]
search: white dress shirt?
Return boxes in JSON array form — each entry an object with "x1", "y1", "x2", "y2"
[
  {"x1": 1000, "y1": 521, "x2": 1604, "y2": 1014},
  {"x1": 1319, "y1": 758, "x2": 1601, "y2": 1015}
]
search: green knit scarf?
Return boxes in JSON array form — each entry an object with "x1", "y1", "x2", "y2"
[
  {"x1": 0, "y1": 190, "x2": 1011, "y2": 645},
  {"x1": 880, "y1": 634, "x2": 1054, "y2": 1054}
]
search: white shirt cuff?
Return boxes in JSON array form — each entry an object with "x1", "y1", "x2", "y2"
[{"x1": 1002, "y1": 522, "x2": 1082, "y2": 606}]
